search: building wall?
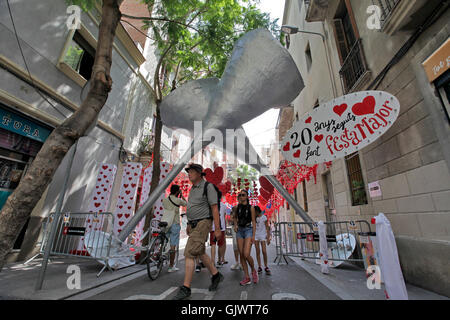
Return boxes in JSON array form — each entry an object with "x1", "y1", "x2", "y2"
[
  {"x1": 0, "y1": 0, "x2": 155, "y2": 262},
  {"x1": 283, "y1": 0, "x2": 450, "y2": 295}
]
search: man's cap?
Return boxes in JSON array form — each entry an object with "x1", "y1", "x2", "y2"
[{"x1": 185, "y1": 163, "x2": 206, "y2": 176}]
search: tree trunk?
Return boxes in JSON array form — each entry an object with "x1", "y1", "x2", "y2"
[
  {"x1": 0, "y1": 0, "x2": 123, "y2": 270},
  {"x1": 138, "y1": 100, "x2": 163, "y2": 255}
]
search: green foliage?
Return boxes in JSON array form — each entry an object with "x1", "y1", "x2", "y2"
[
  {"x1": 229, "y1": 164, "x2": 259, "y2": 185},
  {"x1": 141, "y1": 0, "x2": 281, "y2": 94}
]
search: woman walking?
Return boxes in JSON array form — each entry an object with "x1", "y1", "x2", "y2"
[
  {"x1": 232, "y1": 190, "x2": 258, "y2": 285},
  {"x1": 161, "y1": 184, "x2": 187, "y2": 272},
  {"x1": 254, "y1": 206, "x2": 271, "y2": 275}
]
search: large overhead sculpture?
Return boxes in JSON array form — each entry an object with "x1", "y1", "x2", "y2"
[{"x1": 119, "y1": 29, "x2": 312, "y2": 241}]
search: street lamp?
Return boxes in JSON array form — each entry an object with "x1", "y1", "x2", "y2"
[{"x1": 281, "y1": 25, "x2": 337, "y2": 98}]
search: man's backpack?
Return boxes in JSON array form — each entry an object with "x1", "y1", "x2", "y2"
[{"x1": 203, "y1": 181, "x2": 223, "y2": 228}]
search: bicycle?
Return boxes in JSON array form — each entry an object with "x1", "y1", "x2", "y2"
[{"x1": 145, "y1": 221, "x2": 179, "y2": 280}]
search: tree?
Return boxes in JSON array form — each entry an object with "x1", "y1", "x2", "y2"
[
  {"x1": 122, "y1": 0, "x2": 280, "y2": 251},
  {"x1": 229, "y1": 164, "x2": 260, "y2": 185}
]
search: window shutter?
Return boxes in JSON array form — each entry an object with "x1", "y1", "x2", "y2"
[{"x1": 333, "y1": 19, "x2": 349, "y2": 66}]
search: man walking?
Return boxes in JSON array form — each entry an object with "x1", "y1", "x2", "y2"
[{"x1": 173, "y1": 163, "x2": 224, "y2": 300}]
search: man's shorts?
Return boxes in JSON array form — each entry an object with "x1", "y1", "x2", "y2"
[
  {"x1": 210, "y1": 231, "x2": 225, "y2": 246},
  {"x1": 184, "y1": 219, "x2": 212, "y2": 259},
  {"x1": 167, "y1": 223, "x2": 181, "y2": 246}
]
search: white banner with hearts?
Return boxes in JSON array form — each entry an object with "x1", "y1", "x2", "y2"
[
  {"x1": 147, "y1": 162, "x2": 171, "y2": 232},
  {"x1": 132, "y1": 165, "x2": 153, "y2": 246},
  {"x1": 281, "y1": 91, "x2": 400, "y2": 165},
  {"x1": 78, "y1": 164, "x2": 117, "y2": 251},
  {"x1": 113, "y1": 162, "x2": 142, "y2": 238}
]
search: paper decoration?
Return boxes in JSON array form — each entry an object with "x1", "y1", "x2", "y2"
[
  {"x1": 368, "y1": 181, "x2": 382, "y2": 198},
  {"x1": 133, "y1": 165, "x2": 153, "y2": 246},
  {"x1": 78, "y1": 164, "x2": 117, "y2": 251},
  {"x1": 113, "y1": 162, "x2": 142, "y2": 237},
  {"x1": 145, "y1": 162, "x2": 171, "y2": 232},
  {"x1": 374, "y1": 213, "x2": 408, "y2": 300},
  {"x1": 282, "y1": 91, "x2": 400, "y2": 164}
]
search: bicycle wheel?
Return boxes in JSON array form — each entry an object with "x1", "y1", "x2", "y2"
[{"x1": 146, "y1": 237, "x2": 165, "y2": 280}]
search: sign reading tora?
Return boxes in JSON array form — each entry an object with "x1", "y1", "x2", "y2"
[{"x1": 281, "y1": 91, "x2": 400, "y2": 164}]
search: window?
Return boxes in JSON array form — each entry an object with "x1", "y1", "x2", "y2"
[
  {"x1": 345, "y1": 152, "x2": 368, "y2": 206},
  {"x1": 305, "y1": 42, "x2": 312, "y2": 72},
  {"x1": 63, "y1": 31, "x2": 95, "y2": 81},
  {"x1": 333, "y1": 1, "x2": 369, "y2": 93},
  {"x1": 374, "y1": 0, "x2": 401, "y2": 28},
  {"x1": 302, "y1": 180, "x2": 308, "y2": 212},
  {"x1": 58, "y1": 26, "x2": 97, "y2": 87}
]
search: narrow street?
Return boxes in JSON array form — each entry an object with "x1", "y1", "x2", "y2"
[{"x1": 68, "y1": 241, "x2": 340, "y2": 301}]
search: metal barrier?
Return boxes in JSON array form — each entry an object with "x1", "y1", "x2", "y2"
[
  {"x1": 36, "y1": 212, "x2": 136, "y2": 277},
  {"x1": 274, "y1": 220, "x2": 373, "y2": 267}
]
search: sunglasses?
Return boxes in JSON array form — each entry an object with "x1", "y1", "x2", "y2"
[{"x1": 238, "y1": 194, "x2": 247, "y2": 197}]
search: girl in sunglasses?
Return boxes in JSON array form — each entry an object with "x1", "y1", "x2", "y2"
[{"x1": 232, "y1": 190, "x2": 258, "y2": 285}]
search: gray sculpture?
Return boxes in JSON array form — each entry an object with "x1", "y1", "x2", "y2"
[{"x1": 119, "y1": 29, "x2": 312, "y2": 241}]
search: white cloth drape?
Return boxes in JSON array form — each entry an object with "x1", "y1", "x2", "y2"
[
  {"x1": 374, "y1": 213, "x2": 408, "y2": 300},
  {"x1": 318, "y1": 221, "x2": 329, "y2": 274}
]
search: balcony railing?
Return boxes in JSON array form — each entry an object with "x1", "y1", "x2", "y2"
[
  {"x1": 374, "y1": 0, "x2": 401, "y2": 27},
  {"x1": 339, "y1": 39, "x2": 369, "y2": 93}
]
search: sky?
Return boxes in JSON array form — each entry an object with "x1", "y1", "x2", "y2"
[{"x1": 242, "y1": 0, "x2": 285, "y2": 160}]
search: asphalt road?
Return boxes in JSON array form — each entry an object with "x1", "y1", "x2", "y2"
[{"x1": 81, "y1": 240, "x2": 340, "y2": 300}]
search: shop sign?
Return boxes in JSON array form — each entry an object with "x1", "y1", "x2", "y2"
[
  {"x1": 423, "y1": 39, "x2": 450, "y2": 83},
  {"x1": 281, "y1": 91, "x2": 400, "y2": 165},
  {"x1": 0, "y1": 108, "x2": 51, "y2": 143}
]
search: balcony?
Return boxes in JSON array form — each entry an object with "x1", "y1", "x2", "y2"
[
  {"x1": 379, "y1": 0, "x2": 442, "y2": 35},
  {"x1": 339, "y1": 39, "x2": 371, "y2": 93},
  {"x1": 304, "y1": 0, "x2": 329, "y2": 22}
]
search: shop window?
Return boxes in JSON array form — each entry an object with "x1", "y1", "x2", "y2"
[{"x1": 345, "y1": 152, "x2": 368, "y2": 206}]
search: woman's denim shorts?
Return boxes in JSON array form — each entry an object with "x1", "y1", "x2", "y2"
[{"x1": 236, "y1": 226, "x2": 253, "y2": 239}]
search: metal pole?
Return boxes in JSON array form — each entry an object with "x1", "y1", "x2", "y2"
[
  {"x1": 117, "y1": 139, "x2": 211, "y2": 242},
  {"x1": 35, "y1": 140, "x2": 78, "y2": 290}
]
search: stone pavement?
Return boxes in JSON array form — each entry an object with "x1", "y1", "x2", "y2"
[{"x1": 0, "y1": 237, "x2": 447, "y2": 300}]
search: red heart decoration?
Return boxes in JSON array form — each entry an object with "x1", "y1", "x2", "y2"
[
  {"x1": 117, "y1": 214, "x2": 123, "y2": 218},
  {"x1": 314, "y1": 135, "x2": 324, "y2": 143},
  {"x1": 102, "y1": 165, "x2": 108, "y2": 170},
  {"x1": 97, "y1": 178, "x2": 101, "y2": 182},
  {"x1": 131, "y1": 184, "x2": 136, "y2": 188},
  {"x1": 103, "y1": 175, "x2": 107, "y2": 178},
  {"x1": 118, "y1": 229, "x2": 122, "y2": 233},
  {"x1": 260, "y1": 188, "x2": 272, "y2": 201},
  {"x1": 128, "y1": 177, "x2": 132, "y2": 181},
  {"x1": 125, "y1": 214, "x2": 130, "y2": 218},
  {"x1": 305, "y1": 116, "x2": 312, "y2": 124},
  {"x1": 97, "y1": 192, "x2": 101, "y2": 195},
  {"x1": 333, "y1": 103, "x2": 348, "y2": 117},
  {"x1": 124, "y1": 184, "x2": 129, "y2": 188},
  {"x1": 204, "y1": 167, "x2": 224, "y2": 185},
  {"x1": 119, "y1": 205, "x2": 123, "y2": 209},
  {"x1": 93, "y1": 197, "x2": 97, "y2": 200},
  {"x1": 283, "y1": 142, "x2": 290, "y2": 152},
  {"x1": 352, "y1": 96, "x2": 376, "y2": 116},
  {"x1": 293, "y1": 150, "x2": 301, "y2": 158},
  {"x1": 125, "y1": 190, "x2": 131, "y2": 195},
  {"x1": 94, "y1": 203, "x2": 101, "y2": 208},
  {"x1": 260, "y1": 176, "x2": 274, "y2": 193},
  {"x1": 127, "y1": 206, "x2": 131, "y2": 210},
  {"x1": 258, "y1": 195, "x2": 268, "y2": 205},
  {"x1": 119, "y1": 221, "x2": 124, "y2": 226}
]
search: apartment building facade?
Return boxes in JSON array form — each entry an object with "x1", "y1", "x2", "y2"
[
  {"x1": 283, "y1": 0, "x2": 450, "y2": 295},
  {"x1": 0, "y1": 0, "x2": 157, "y2": 262}
]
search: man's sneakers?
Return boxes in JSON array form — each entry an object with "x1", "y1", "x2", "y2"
[
  {"x1": 172, "y1": 286, "x2": 191, "y2": 300},
  {"x1": 257, "y1": 267, "x2": 263, "y2": 274},
  {"x1": 195, "y1": 265, "x2": 201, "y2": 273},
  {"x1": 168, "y1": 266, "x2": 179, "y2": 273},
  {"x1": 208, "y1": 272, "x2": 224, "y2": 291}
]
